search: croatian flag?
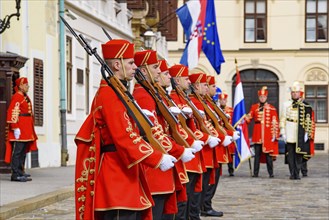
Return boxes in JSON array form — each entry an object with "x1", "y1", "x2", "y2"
[
  {"x1": 232, "y1": 66, "x2": 251, "y2": 170},
  {"x1": 176, "y1": 0, "x2": 206, "y2": 69}
]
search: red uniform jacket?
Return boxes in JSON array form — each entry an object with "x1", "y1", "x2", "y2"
[
  {"x1": 189, "y1": 95, "x2": 220, "y2": 169},
  {"x1": 170, "y1": 91, "x2": 208, "y2": 191},
  {"x1": 5, "y1": 92, "x2": 38, "y2": 163},
  {"x1": 133, "y1": 84, "x2": 186, "y2": 214},
  {"x1": 220, "y1": 105, "x2": 235, "y2": 162},
  {"x1": 246, "y1": 102, "x2": 280, "y2": 158},
  {"x1": 74, "y1": 80, "x2": 163, "y2": 220}
]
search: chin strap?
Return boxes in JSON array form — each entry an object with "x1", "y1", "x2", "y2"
[
  {"x1": 120, "y1": 57, "x2": 128, "y2": 80},
  {"x1": 145, "y1": 65, "x2": 155, "y2": 84}
]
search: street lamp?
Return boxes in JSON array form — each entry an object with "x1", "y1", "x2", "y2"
[
  {"x1": 0, "y1": 0, "x2": 21, "y2": 34},
  {"x1": 143, "y1": 29, "x2": 156, "y2": 49}
]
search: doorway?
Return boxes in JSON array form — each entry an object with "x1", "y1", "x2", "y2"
[{"x1": 232, "y1": 68, "x2": 279, "y2": 138}]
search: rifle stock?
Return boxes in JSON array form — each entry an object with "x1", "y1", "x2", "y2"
[
  {"x1": 135, "y1": 69, "x2": 190, "y2": 147},
  {"x1": 154, "y1": 82, "x2": 198, "y2": 141},
  {"x1": 190, "y1": 85, "x2": 226, "y2": 135},
  {"x1": 171, "y1": 80, "x2": 212, "y2": 135},
  {"x1": 205, "y1": 94, "x2": 235, "y2": 132},
  {"x1": 60, "y1": 16, "x2": 166, "y2": 154}
]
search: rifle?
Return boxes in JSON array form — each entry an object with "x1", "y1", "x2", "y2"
[
  {"x1": 153, "y1": 82, "x2": 198, "y2": 141},
  {"x1": 171, "y1": 79, "x2": 212, "y2": 135},
  {"x1": 190, "y1": 85, "x2": 226, "y2": 135},
  {"x1": 134, "y1": 69, "x2": 190, "y2": 147},
  {"x1": 60, "y1": 16, "x2": 166, "y2": 153},
  {"x1": 205, "y1": 94, "x2": 236, "y2": 132}
]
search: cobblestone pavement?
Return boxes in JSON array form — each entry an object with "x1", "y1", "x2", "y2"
[{"x1": 8, "y1": 154, "x2": 329, "y2": 220}]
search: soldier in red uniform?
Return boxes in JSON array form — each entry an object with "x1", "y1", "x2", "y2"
[
  {"x1": 6, "y1": 77, "x2": 37, "y2": 182},
  {"x1": 246, "y1": 86, "x2": 279, "y2": 178},
  {"x1": 190, "y1": 73, "x2": 235, "y2": 218},
  {"x1": 157, "y1": 59, "x2": 194, "y2": 220},
  {"x1": 218, "y1": 92, "x2": 235, "y2": 176},
  {"x1": 74, "y1": 40, "x2": 175, "y2": 220},
  {"x1": 169, "y1": 65, "x2": 212, "y2": 220},
  {"x1": 133, "y1": 50, "x2": 195, "y2": 219},
  {"x1": 200, "y1": 77, "x2": 240, "y2": 218}
]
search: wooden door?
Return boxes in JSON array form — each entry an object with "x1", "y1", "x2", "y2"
[{"x1": 232, "y1": 69, "x2": 279, "y2": 139}]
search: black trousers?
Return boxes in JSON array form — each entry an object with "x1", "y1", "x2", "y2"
[
  {"x1": 201, "y1": 166, "x2": 220, "y2": 212},
  {"x1": 227, "y1": 157, "x2": 234, "y2": 175},
  {"x1": 253, "y1": 144, "x2": 273, "y2": 176},
  {"x1": 287, "y1": 143, "x2": 303, "y2": 178},
  {"x1": 11, "y1": 142, "x2": 28, "y2": 178},
  {"x1": 186, "y1": 172, "x2": 201, "y2": 220},
  {"x1": 94, "y1": 209, "x2": 142, "y2": 220},
  {"x1": 152, "y1": 194, "x2": 169, "y2": 220},
  {"x1": 301, "y1": 159, "x2": 308, "y2": 175}
]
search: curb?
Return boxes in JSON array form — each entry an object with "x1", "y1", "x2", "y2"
[{"x1": 0, "y1": 186, "x2": 74, "y2": 220}]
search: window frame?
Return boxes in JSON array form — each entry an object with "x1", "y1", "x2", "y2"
[
  {"x1": 305, "y1": 85, "x2": 328, "y2": 123},
  {"x1": 244, "y1": 0, "x2": 268, "y2": 43},
  {"x1": 66, "y1": 36, "x2": 73, "y2": 114},
  {"x1": 305, "y1": 0, "x2": 328, "y2": 43}
]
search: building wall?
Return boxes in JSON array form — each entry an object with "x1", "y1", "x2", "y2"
[
  {"x1": 1, "y1": 0, "x2": 61, "y2": 167},
  {"x1": 168, "y1": 0, "x2": 329, "y2": 153},
  {"x1": 0, "y1": 0, "x2": 143, "y2": 168},
  {"x1": 64, "y1": 0, "x2": 136, "y2": 165}
]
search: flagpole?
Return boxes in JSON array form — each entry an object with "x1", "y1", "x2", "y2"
[{"x1": 248, "y1": 156, "x2": 253, "y2": 177}]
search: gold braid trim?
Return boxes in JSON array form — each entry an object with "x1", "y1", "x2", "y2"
[{"x1": 10, "y1": 102, "x2": 20, "y2": 123}]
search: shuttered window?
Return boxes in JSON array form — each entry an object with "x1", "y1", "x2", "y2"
[
  {"x1": 33, "y1": 58, "x2": 44, "y2": 126},
  {"x1": 157, "y1": 0, "x2": 178, "y2": 41}
]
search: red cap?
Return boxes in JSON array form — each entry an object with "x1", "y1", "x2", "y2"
[
  {"x1": 169, "y1": 64, "x2": 189, "y2": 77},
  {"x1": 134, "y1": 50, "x2": 158, "y2": 67},
  {"x1": 189, "y1": 73, "x2": 207, "y2": 84},
  {"x1": 158, "y1": 60, "x2": 169, "y2": 72},
  {"x1": 258, "y1": 86, "x2": 268, "y2": 97},
  {"x1": 102, "y1": 39, "x2": 134, "y2": 59},
  {"x1": 207, "y1": 76, "x2": 215, "y2": 85},
  {"x1": 15, "y1": 77, "x2": 28, "y2": 92},
  {"x1": 15, "y1": 77, "x2": 28, "y2": 86},
  {"x1": 219, "y1": 92, "x2": 228, "y2": 100}
]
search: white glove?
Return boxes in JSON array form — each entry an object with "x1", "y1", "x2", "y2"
[
  {"x1": 182, "y1": 107, "x2": 192, "y2": 116},
  {"x1": 198, "y1": 110, "x2": 205, "y2": 116},
  {"x1": 207, "y1": 136, "x2": 221, "y2": 148},
  {"x1": 281, "y1": 134, "x2": 287, "y2": 143},
  {"x1": 304, "y1": 133, "x2": 308, "y2": 142},
  {"x1": 225, "y1": 113, "x2": 231, "y2": 119},
  {"x1": 191, "y1": 140, "x2": 204, "y2": 152},
  {"x1": 232, "y1": 131, "x2": 240, "y2": 141},
  {"x1": 181, "y1": 148, "x2": 196, "y2": 162},
  {"x1": 169, "y1": 106, "x2": 181, "y2": 115},
  {"x1": 271, "y1": 136, "x2": 276, "y2": 142},
  {"x1": 142, "y1": 109, "x2": 154, "y2": 117},
  {"x1": 13, "y1": 128, "x2": 21, "y2": 140},
  {"x1": 159, "y1": 154, "x2": 177, "y2": 172},
  {"x1": 222, "y1": 136, "x2": 233, "y2": 147}
]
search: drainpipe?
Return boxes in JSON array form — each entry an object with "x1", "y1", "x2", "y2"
[{"x1": 59, "y1": 0, "x2": 68, "y2": 166}]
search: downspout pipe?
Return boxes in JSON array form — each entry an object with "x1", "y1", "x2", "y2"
[{"x1": 59, "y1": 0, "x2": 68, "y2": 166}]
